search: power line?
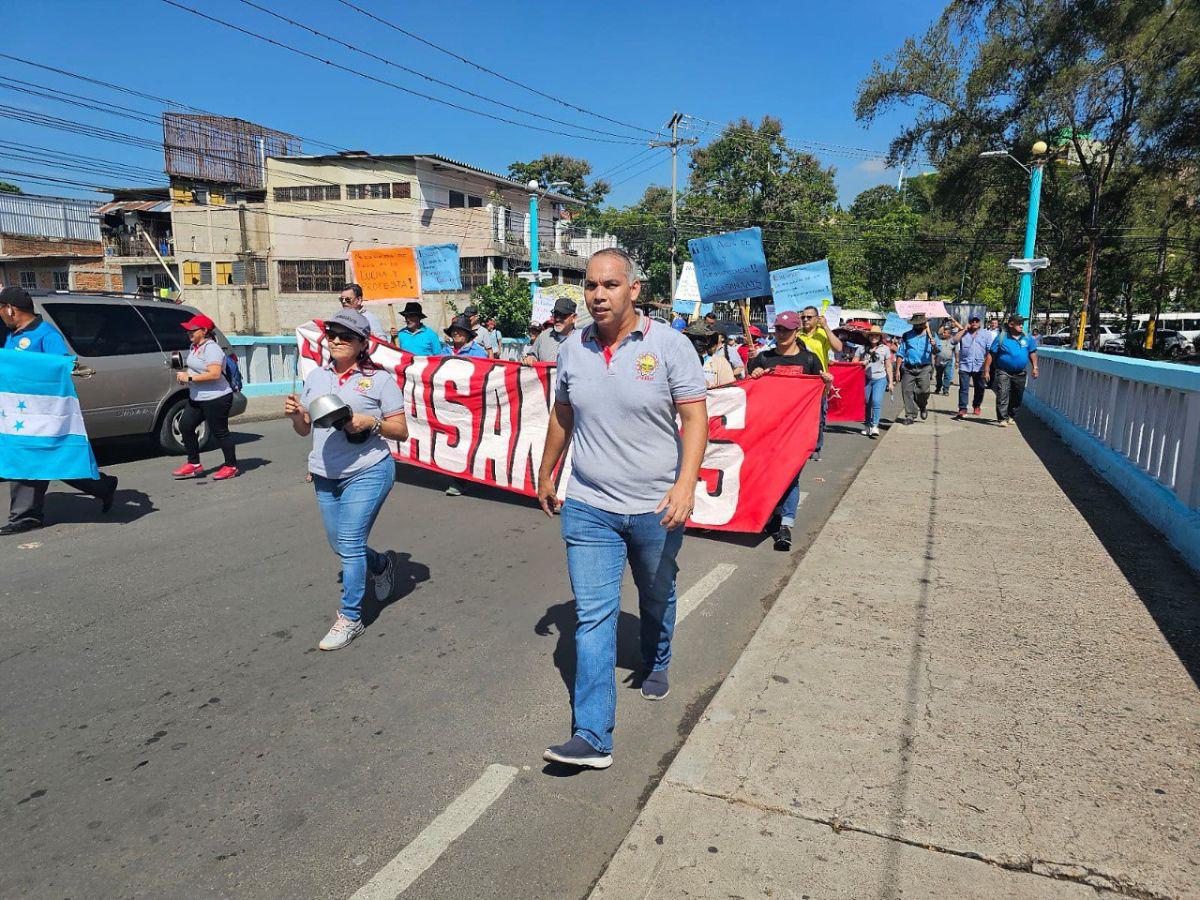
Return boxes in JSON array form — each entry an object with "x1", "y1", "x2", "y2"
[
  {"x1": 235, "y1": 0, "x2": 647, "y2": 142},
  {"x1": 332, "y1": 0, "x2": 662, "y2": 139},
  {"x1": 159, "y1": 0, "x2": 644, "y2": 146}
]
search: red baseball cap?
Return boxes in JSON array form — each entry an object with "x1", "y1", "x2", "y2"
[
  {"x1": 180, "y1": 313, "x2": 215, "y2": 331},
  {"x1": 749, "y1": 325, "x2": 763, "y2": 338},
  {"x1": 775, "y1": 310, "x2": 802, "y2": 330}
]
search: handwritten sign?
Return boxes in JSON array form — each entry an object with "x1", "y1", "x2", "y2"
[
  {"x1": 769, "y1": 259, "x2": 833, "y2": 313},
  {"x1": 825, "y1": 305, "x2": 842, "y2": 331},
  {"x1": 764, "y1": 303, "x2": 776, "y2": 330},
  {"x1": 883, "y1": 312, "x2": 909, "y2": 337},
  {"x1": 671, "y1": 261, "x2": 709, "y2": 315},
  {"x1": 687, "y1": 228, "x2": 770, "y2": 304},
  {"x1": 531, "y1": 287, "x2": 555, "y2": 324},
  {"x1": 415, "y1": 244, "x2": 462, "y2": 292},
  {"x1": 894, "y1": 300, "x2": 950, "y2": 319},
  {"x1": 351, "y1": 247, "x2": 419, "y2": 301}
]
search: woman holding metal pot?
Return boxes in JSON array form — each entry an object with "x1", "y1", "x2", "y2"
[
  {"x1": 173, "y1": 313, "x2": 239, "y2": 480},
  {"x1": 284, "y1": 309, "x2": 409, "y2": 651}
]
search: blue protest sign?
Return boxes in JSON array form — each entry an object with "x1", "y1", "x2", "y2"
[
  {"x1": 686, "y1": 228, "x2": 770, "y2": 304},
  {"x1": 769, "y1": 259, "x2": 833, "y2": 313},
  {"x1": 415, "y1": 244, "x2": 462, "y2": 292},
  {"x1": 883, "y1": 312, "x2": 909, "y2": 337}
]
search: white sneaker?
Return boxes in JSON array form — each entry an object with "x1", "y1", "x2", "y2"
[
  {"x1": 869, "y1": 425, "x2": 880, "y2": 437},
  {"x1": 372, "y1": 551, "x2": 395, "y2": 601},
  {"x1": 319, "y1": 613, "x2": 364, "y2": 651},
  {"x1": 861, "y1": 426, "x2": 871, "y2": 436}
]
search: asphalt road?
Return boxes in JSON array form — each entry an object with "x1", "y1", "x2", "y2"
[{"x1": 0, "y1": 398, "x2": 888, "y2": 899}]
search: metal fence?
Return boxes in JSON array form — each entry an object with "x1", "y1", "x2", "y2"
[{"x1": 0, "y1": 193, "x2": 102, "y2": 241}]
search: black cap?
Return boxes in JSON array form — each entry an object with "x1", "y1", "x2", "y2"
[
  {"x1": 444, "y1": 315, "x2": 476, "y2": 339},
  {"x1": 552, "y1": 297, "x2": 577, "y2": 317},
  {"x1": 0, "y1": 285, "x2": 34, "y2": 310},
  {"x1": 1008, "y1": 314, "x2": 1026, "y2": 324},
  {"x1": 463, "y1": 305, "x2": 479, "y2": 317},
  {"x1": 968, "y1": 314, "x2": 982, "y2": 322},
  {"x1": 399, "y1": 301, "x2": 426, "y2": 319}
]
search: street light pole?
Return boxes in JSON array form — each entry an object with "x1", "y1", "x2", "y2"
[
  {"x1": 649, "y1": 113, "x2": 698, "y2": 299},
  {"x1": 1016, "y1": 144, "x2": 1048, "y2": 322}
]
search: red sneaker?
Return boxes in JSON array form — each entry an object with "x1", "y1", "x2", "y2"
[
  {"x1": 211, "y1": 465, "x2": 240, "y2": 481},
  {"x1": 972, "y1": 407, "x2": 982, "y2": 416},
  {"x1": 172, "y1": 462, "x2": 204, "y2": 479}
]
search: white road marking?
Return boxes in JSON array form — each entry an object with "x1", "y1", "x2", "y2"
[
  {"x1": 676, "y1": 563, "x2": 738, "y2": 624},
  {"x1": 351, "y1": 763, "x2": 519, "y2": 899}
]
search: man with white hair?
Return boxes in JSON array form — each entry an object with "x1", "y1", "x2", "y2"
[{"x1": 537, "y1": 248, "x2": 709, "y2": 769}]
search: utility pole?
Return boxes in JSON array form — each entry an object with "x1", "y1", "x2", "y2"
[{"x1": 650, "y1": 112, "x2": 698, "y2": 299}]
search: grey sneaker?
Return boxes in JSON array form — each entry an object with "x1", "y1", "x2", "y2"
[
  {"x1": 445, "y1": 483, "x2": 462, "y2": 496},
  {"x1": 543, "y1": 735, "x2": 612, "y2": 769},
  {"x1": 319, "y1": 613, "x2": 364, "y2": 651},
  {"x1": 641, "y1": 669, "x2": 670, "y2": 701},
  {"x1": 372, "y1": 551, "x2": 395, "y2": 601}
]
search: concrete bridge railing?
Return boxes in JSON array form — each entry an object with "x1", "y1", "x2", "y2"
[{"x1": 1027, "y1": 347, "x2": 1200, "y2": 569}]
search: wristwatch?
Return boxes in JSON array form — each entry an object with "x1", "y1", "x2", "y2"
[{"x1": 370, "y1": 417, "x2": 383, "y2": 437}]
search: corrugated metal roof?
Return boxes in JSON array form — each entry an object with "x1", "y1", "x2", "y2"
[
  {"x1": 93, "y1": 199, "x2": 174, "y2": 216},
  {"x1": 0, "y1": 192, "x2": 103, "y2": 241}
]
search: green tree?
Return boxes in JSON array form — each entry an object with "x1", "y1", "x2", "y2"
[
  {"x1": 507, "y1": 154, "x2": 609, "y2": 214},
  {"x1": 465, "y1": 275, "x2": 532, "y2": 338},
  {"x1": 856, "y1": 0, "x2": 1198, "y2": 346},
  {"x1": 683, "y1": 117, "x2": 838, "y2": 271},
  {"x1": 0, "y1": 181, "x2": 21, "y2": 194}
]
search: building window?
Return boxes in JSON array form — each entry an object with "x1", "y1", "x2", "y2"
[
  {"x1": 273, "y1": 185, "x2": 342, "y2": 202},
  {"x1": 392, "y1": 182, "x2": 412, "y2": 199},
  {"x1": 19, "y1": 271, "x2": 36, "y2": 290},
  {"x1": 448, "y1": 190, "x2": 465, "y2": 208},
  {"x1": 182, "y1": 260, "x2": 212, "y2": 286},
  {"x1": 216, "y1": 262, "x2": 233, "y2": 285},
  {"x1": 347, "y1": 183, "x2": 392, "y2": 200},
  {"x1": 278, "y1": 259, "x2": 346, "y2": 294},
  {"x1": 468, "y1": 195, "x2": 483, "y2": 208},
  {"x1": 53, "y1": 270, "x2": 70, "y2": 291},
  {"x1": 460, "y1": 256, "x2": 489, "y2": 290},
  {"x1": 253, "y1": 259, "x2": 268, "y2": 285}
]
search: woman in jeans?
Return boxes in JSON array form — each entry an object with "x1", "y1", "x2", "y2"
[
  {"x1": 285, "y1": 309, "x2": 409, "y2": 651},
  {"x1": 857, "y1": 326, "x2": 893, "y2": 438},
  {"x1": 173, "y1": 313, "x2": 238, "y2": 480}
]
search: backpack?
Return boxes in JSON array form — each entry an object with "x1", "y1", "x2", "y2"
[{"x1": 222, "y1": 353, "x2": 244, "y2": 392}]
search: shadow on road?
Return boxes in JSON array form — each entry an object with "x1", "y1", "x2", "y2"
[
  {"x1": 535, "y1": 600, "x2": 646, "y2": 704},
  {"x1": 1017, "y1": 412, "x2": 1200, "y2": 689},
  {"x1": 94, "y1": 431, "x2": 263, "y2": 466},
  {"x1": 362, "y1": 551, "x2": 431, "y2": 626},
  {"x1": 43, "y1": 486, "x2": 155, "y2": 525}
]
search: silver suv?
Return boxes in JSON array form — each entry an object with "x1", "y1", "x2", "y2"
[{"x1": 26, "y1": 291, "x2": 247, "y2": 453}]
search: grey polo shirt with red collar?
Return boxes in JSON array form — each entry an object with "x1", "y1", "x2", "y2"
[{"x1": 554, "y1": 313, "x2": 707, "y2": 514}]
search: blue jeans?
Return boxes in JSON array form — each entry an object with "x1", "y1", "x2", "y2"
[
  {"x1": 815, "y1": 393, "x2": 828, "y2": 452},
  {"x1": 865, "y1": 376, "x2": 887, "y2": 427},
  {"x1": 779, "y1": 477, "x2": 802, "y2": 527},
  {"x1": 560, "y1": 498, "x2": 684, "y2": 754},
  {"x1": 313, "y1": 455, "x2": 394, "y2": 621},
  {"x1": 958, "y1": 369, "x2": 986, "y2": 411}
]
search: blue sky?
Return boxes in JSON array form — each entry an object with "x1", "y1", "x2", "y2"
[{"x1": 0, "y1": 0, "x2": 943, "y2": 207}]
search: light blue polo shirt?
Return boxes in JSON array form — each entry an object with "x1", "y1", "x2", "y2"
[
  {"x1": 2, "y1": 317, "x2": 70, "y2": 355},
  {"x1": 443, "y1": 341, "x2": 489, "y2": 358},
  {"x1": 899, "y1": 329, "x2": 939, "y2": 367},
  {"x1": 395, "y1": 324, "x2": 444, "y2": 356},
  {"x1": 555, "y1": 314, "x2": 707, "y2": 514},
  {"x1": 300, "y1": 363, "x2": 404, "y2": 479},
  {"x1": 989, "y1": 331, "x2": 1038, "y2": 374}
]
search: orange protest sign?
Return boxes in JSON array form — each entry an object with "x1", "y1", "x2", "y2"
[{"x1": 350, "y1": 247, "x2": 420, "y2": 301}]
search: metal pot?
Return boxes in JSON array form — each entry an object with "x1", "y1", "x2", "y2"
[{"x1": 308, "y1": 393, "x2": 352, "y2": 430}]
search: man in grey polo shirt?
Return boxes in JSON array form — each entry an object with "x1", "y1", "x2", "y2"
[
  {"x1": 537, "y1": 247, "x2": 709, "y2": 770},
  {"x1": 522, "y1": 296, "x2": 578, "y2": 363}
]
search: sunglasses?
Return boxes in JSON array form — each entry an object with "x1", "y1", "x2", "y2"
[
  {"x1": 339, "y1": 297, "x2": 356, "y2": 307},
  {"x1": 325, "y1": 328, "x2": 357, "y2": 343},
  {"x1": 800, "y1": 314, "x2": 817, "y2": 320}
]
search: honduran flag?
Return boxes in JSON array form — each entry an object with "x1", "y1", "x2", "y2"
[{"x1": 0, "y1": 348, "x2": 99, "y2": 481}]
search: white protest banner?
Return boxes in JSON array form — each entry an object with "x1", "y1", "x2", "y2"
[
  {"x1": 894, "y1": 300, "x2": 950, "y2": 319},
  {"x1": 671, "y1": 261, "x2": 707, "y2": 315},
  {"x1": 825, "y1": 305, "x2": 842, "y2": 330},
  {"x1": 531, "y1": 287, "x2": 555, "y2": 324}
]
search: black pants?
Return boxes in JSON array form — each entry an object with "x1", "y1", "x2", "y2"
[
  {"x1": 180, "y1": 394, "x2": 236, "y2": 467},
  {"x1": 8, "y1": 476, "x2": 115, "y2": 527},
  {"x1": 994, "y1": 370, "x2": 1027, "y2": 421}
]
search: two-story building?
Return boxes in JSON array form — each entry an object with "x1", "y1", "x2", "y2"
[{"x1": 264, "y1": 152, "x2": 594, "y2": 331}]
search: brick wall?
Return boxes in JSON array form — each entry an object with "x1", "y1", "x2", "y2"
[
  {"x1": 71, "y1": 264, "x2": 122, "y2": 291},
  {"x1": 0, "y1": 234, "x2": 103, "y2": 258}
]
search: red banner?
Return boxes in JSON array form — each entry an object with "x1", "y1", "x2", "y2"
[
  {"x1": 297, "y1": 323, "x2": 823, "y2": 533},
  {"x1": 826, "y1": 361, "x2": 867, "y2": 423}
]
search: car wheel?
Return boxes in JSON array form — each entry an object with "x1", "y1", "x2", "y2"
[{"x1": 156, "y1": 396, "x2": 212, "y2": 454}]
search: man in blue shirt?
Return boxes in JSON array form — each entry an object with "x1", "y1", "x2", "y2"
[
  {"x1": 442, "y1": 316, "x2": 489, "y2": 358},
  {"x1": 0, "y1": 286, "x2": 118, "y2": 535},
  {"x1": 897, "y1": 313, "x2": 940, "y2": 424},
  {"x1": 393, "y1": 302, "x2": 443, "y2": 356},
  {"x1": 950, "y1": 315, "x2": 990, "y2": 419},
  {"x1": 983, "y1": 314, "x2": 1039, "y2": 426}
]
